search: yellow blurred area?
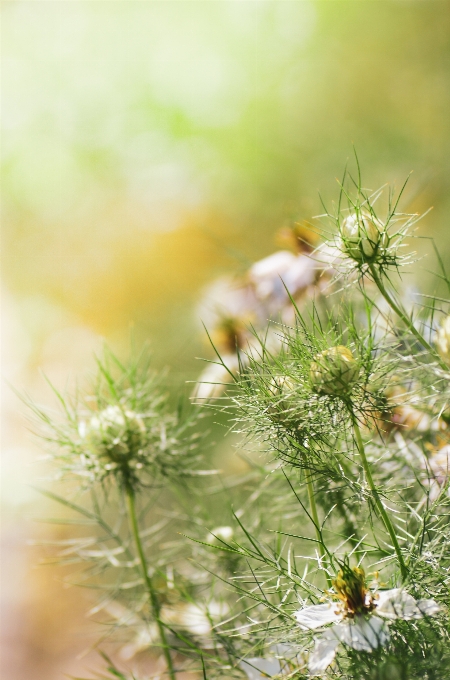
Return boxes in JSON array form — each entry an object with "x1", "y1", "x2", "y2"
[{"x1": 2, "y1": 1, "x2": 450, "y2": 678}]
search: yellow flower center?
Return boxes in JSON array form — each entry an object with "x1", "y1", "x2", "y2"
[{"x1": 332, "y1": 567, "x2": 374, "y2": 617}]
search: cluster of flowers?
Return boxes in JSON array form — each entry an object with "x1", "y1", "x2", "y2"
[{"x1": 33, "y1": 174, "x2": 450, "y2": 680}]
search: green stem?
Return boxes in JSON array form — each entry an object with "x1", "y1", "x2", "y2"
[
  {"x1": 369, "y1": 263, "x2": 447, "y2": 371},
  {"x1": 126, "y1": 487, "x2": 176, "y2": 680},
  {"x1": 305, "y1": 467, "x2": 332, "y2": 589},
  {"x1": 351, "y1": 415, "x2": 408, "y2": 582}
]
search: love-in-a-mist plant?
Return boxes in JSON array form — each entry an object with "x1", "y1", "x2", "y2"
[
  {"x1": 30, "y1": 165, "x2": 450, "y2": 680},
  {"x1": 29, "y1": 347, "x2": 221, "y2": 680},
  {"x1": 199, "y1": 168, "x2": 450, "y2": 679}
]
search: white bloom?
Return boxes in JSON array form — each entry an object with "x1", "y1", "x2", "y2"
[
  {"x1": 295, "y1": 588, "x2": 440, "y2": 676},
  {"x1": 239, "y1": 657, "x2": 282, "y2": 679},
  {"x1": 208, "y1": 525, "x2": 234, "y2": 543},
  {"x1": 100, "y1": 600, "x2": 158, "y2": 660},
  {"x1": 198, "y1": 277, "x2": 264, "y2": 327},
  {"x1": 192, "y1": 328, "x2": 282, "y2": 401},
  {"x1": 240, "y1": 644, "x2": 307, "y2": 679},
  {"x1": 192, "y1": 354, "x2": 240, "y2": 401},
  {"x1": 436, "y1": 315, "x2": 450, "y2": 364},
  {"x1": 162, "y1": 601, "x2": 228, "y2": 639},
  {"x1": 249, "y1": 251, "x2": 316, "y2": 305},
  {"x1": 421, "y1": 445, "x2": 450, "y2": 502},
  {"x1": 427, "y1": 445, "x2": 450, "y2": 485}
]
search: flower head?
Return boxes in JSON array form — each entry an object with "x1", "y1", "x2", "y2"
[
  {"x1": 86, "y1": 405, "x2": 146, "y2": 464},
  {"x1": 295, "y1": 565, "x2": 440, "y2": 675},
  {"x1": 38, "y1": 348, "x2": 204, "y2": 490},
  {"x1": 310, "y1": 346, "x2": 360, "y2": 398},
  {"x1": 340, "y1": 211, "x2": 385, "y2": 264}
]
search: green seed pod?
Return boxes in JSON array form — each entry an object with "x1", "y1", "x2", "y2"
[
  {"x1": 341, "y1": 211, "x2": 382, "y2": 262},
  {"x1": 87, "y1": 405, "x2": 146, "y2": 464},
  {"x1": 267, "y1": 375, "x2": 299, "y2": 425},
  {"x1": 436, "y1": 315, "x2": 450, "y2": 365},
  {"x1": 310, "y1": 346, "x2": 359, "y2": 397}
]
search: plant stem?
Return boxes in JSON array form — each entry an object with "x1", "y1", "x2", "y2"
[
  {"x1": 305, "y1": 466, "x2": 332, "y2": 588},
  {"x1": 368, "y1": 263, "x2": 447, "y2": 371},
  {"x1": 351, "y1": 415, "x2": 408, "y2": 582},
  {"x1": 126, "y1": 487, "x2": 176, "y2": 680}
]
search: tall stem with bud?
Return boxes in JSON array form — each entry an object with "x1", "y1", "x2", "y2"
[
  {"x1": 350, "y1": 412, "x2": 408, "y2": 582},
  {"x1": 126, "y1": 486, "x2": 176, "y2": 680}
]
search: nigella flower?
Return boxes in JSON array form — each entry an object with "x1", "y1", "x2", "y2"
[
  {"x1": 422, "y1": 444, "x2": 450, "y2": 502},
  {"x1": 294, "y1": 564, "x2": 440, "y2": 675},
  {"x1": 240, "y1": 657, "x2": 282, "y2": 679},
  {"x1": 248, "y1": 250, "x2": 317, "y2": 311},
  {"x1": 436, "y1": 315, "x2": 450, "y2": 365},
  {"x1": 240, "y1": 644, "x2": 307, "y2": 679}
]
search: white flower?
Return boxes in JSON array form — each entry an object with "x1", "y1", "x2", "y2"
[
  {"x1": 239, "y1": 657, "x2": 282, "y2": 679},
  {"x1": 192, "y1": 328, "x2": 282, "y2": 401},
  {"x1": 207, "y1": 525, "x2": 234, "y2": 544},
  {"x1": 192, "y1": 354, "x2": 239, "y2": 401},
  {"x1": 161, "y1": 601, "x2": 228, "y2": 639},
  {"x1": 248, "y1": 251, "x2": 316, "y2": 306},
  {"x1": 422, "y1": 444, "x2": 450, "y2": 502},
  {"x1": 436, "y1": 315, "x2": 450, "y2": 364},
  {"x1": 100, "y1": 600, "x2": 158, "y2": 660},
  {"x1": 295, "y1": 588, "x2": 440, "y2": 676},
  {"x1": 240, "y1": 644, "x2": 307, "y2": 679}
]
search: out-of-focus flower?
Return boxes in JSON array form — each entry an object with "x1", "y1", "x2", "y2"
[
  {"x1": 239, "y1": 644, "x2": 307, "y2": 679},
  {"x1": 193, "y1": 328, "x2": 283, "y2": 401},
  {"x1": 248, "y1": 250, "x2": 317, "y2": 308},
  {"x1": 85, "y1": 405, "x2": 146, "y2": 464},
  {"x1": 239, "y1": 656, "x2": 282, "y2": 679},
  {"x1": 197, "y1": 277, "x2": 265, "y2": 334},
  {"x1": 207, "y1": 525, "x2": 234, "y2": 544},
  {"x1": 162, "y1": 600, "x2": 228, "y2": 639},
  {"x1": 391, "y1": 404, "x2": 430, "y2": 432},
  {"x1": 101, "y1": 600, "x2": 158, "y2": 661},
  {"x1": 295, "y1": 565, "x2": 440, "y2": 675},
  {"x1": 436, "y1": 315, "x2": 450, "y2": 364},
  {"x1": 276, "y1": 223, "x2": 320, "y2": 255},
  {"x1": 375, "y1": 383, "x2": 443, "y2": 436},
  {"x1": 192, "y1": 354, "x2": 239, "y2": 401},
  {"x1": 422, "y1": 444, "x2": 450, "y2": 501},
  {"x1": 310, "y1": 346, "x2": 359, "y2": 397}
]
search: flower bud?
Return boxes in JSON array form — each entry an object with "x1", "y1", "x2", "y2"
[
  {"x1": 267, "y1": 375, "x2": 298, "y2": 425},
  {"x1": 341, "y1": 212, "x2": 382, "y2": 262},
  {"x1": 310, "y1": 346, "x2": 359, "y2": 397},
  {"x1": 87, "y1": 405, "x2": 146, "y2": 464},
  {"x1": 436, "y1": 315, "x2": 450, "y2": 364}
]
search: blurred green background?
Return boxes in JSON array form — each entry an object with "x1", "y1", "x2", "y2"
[{"x1": 2, "y1": 2, "x2": 450, "y2": 678}]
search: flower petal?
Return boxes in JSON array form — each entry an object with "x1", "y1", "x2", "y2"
[
  {"x1": 375, "y1": 589, "x2": 421, "y2": 620},
  {"x1": 308, "y1": 633, "x2": 340, "y2": 675},
  {"x1": 417, "y1": 599, "x2": 441, "y2": 617},
  {"x1": 239, "y1": 657, "x2": 282, "y2": 679},
  {"x1": 333, "y1": 615, "x2": 389, "y2": 652},
  {"x1": 294, "y1": 603, "x2": 342, "y2": 630}
]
